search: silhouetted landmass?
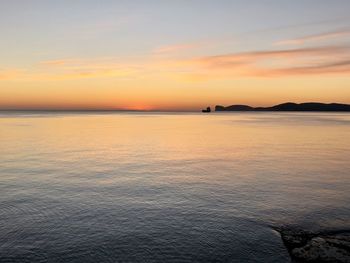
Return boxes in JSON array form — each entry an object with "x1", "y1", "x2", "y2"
[
  {"x1": 202, "y1": 106, "x2": 211, "y2": 113},
  {"x1": 215, "y1": 105, "x2": 254, "y2": 111},
  {"x1": 215, "y1": 102, "x2": 350, "y2": 112}
]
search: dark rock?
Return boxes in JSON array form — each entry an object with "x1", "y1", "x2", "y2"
[
  {"x1": 202, "y1": 106, "x2": 211, "y2": 113},
  {"x1": 276, "y1": 227, "x2": 350, "y2": 262},
  {"x1": 215, "y1": 104, "x2": 254, "y2": 111},
  {"x1": 215, "y1": 105, "x2": 225, "y2": 111},
  {"x1": 215, "y1": 102, "x2": 350, "y2": 112}
]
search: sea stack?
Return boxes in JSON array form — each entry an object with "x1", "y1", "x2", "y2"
[{"x1": 202, "y1": 106, "x2": 211, "y2": 113}]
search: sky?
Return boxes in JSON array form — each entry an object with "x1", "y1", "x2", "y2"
[{"x1": 0, "y1": 0, "x2": 350, "y2": 111}]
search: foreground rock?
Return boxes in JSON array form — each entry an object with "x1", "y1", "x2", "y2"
[{"x1": 275, "y1": 227, "x2": 350, "y2": 262}]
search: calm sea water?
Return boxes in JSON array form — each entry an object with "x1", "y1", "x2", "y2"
[{"x1": 0, "y1": 112, "x2": 349, "y2": 262}]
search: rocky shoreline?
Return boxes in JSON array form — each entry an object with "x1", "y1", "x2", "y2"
[{"x1": 275, "y1": 227, "x2": 350, "y2": 262}]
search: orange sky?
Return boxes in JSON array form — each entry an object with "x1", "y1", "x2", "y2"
[{"x1": 1, "y1": 1, "x2": 350, "y2": 110}]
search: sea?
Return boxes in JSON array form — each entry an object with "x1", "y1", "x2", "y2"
[{"x1": 0, "y1": 111, "x2": 349, "y2": 262}]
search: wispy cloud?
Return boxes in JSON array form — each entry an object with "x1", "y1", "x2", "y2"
[
  {"x1": 2, "y1": 45, "x2": 350, "y2": 82},
  {"x1": 188, "y1": 46, "x2": 350, "y2": 77},
  {"x1": 269, "y1": 59, "x2": 350, "y2": 76},
  {"x1": 0, "y1": 59, "x2": 139, "y2": 81},
  {"x1": 196, "y1": 46, "x2": 345, "y2": 65},
  {"x1": 42, "y1": 58, "x2": 139, "y2": 76},
  {"x1": 275, "y1": 29, "x2": 350, "y2": 46}
]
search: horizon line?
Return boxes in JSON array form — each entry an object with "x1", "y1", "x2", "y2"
[{"x1": 1, "y1": 101, "x2": 350, "y2": 113}]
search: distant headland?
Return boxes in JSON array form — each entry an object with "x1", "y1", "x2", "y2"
[{"x1": 214, "y1": 102, "x2": 350, "y2": 112}]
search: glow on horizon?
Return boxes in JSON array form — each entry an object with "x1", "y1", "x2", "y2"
[{"x1": 1, "y1": 0, "x2": 350, "y2": 110}]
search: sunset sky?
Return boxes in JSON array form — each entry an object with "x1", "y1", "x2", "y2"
[{"x1": 1, "y1": 0, "x2": 350, "y2": 111}]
